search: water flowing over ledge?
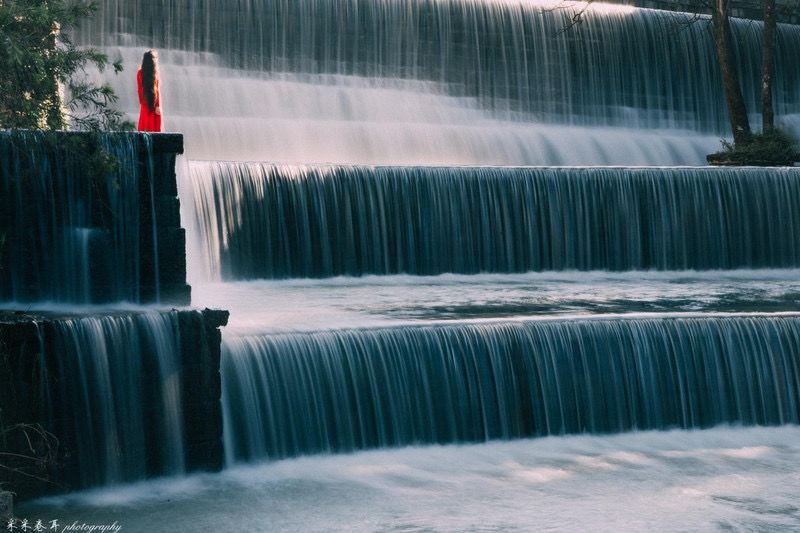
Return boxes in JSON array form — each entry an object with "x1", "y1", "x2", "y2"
[
  {"x1": 80, "y1": 0, "x2": 800, "y2": 164},
  {"x1": 184, "y1": 163, "x2": 800, "y2": 280},
  {"x1": 0, "y1": 132, "x2": 189, "y2": 305},
  {"x1": 0, "y1": 309, "x2": 229, "y2": 497},
  {"x1": 222, "y1": 314, "x2": 800, "y2": 463},
  {"x1": 2, "y1": 0, "x2": 797, "y2": 521}
]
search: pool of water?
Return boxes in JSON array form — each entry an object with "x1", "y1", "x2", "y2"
[
  {"x1": 190, "y1": 269, "x2": 800, "y2": 333},
  {"x1": 20, "y1": 426, "x2": 800, "y2": 532}
]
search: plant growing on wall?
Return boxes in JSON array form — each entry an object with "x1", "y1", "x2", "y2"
[{"x1": 0, "y1": 0, "x2": 130, "y2": 131}]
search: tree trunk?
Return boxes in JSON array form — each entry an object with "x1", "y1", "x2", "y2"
[
  {"x1": 761, "y1": 0, "x2": 777, "y2": 131},
  {"x1": 44, "y1": 22, "x2": 66, "y2": 130},
  {"x1": 712, "y1": 0, "x2": 752, "y2": 145}
]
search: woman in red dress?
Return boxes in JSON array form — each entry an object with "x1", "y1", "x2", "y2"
[{"x1": 137, "y1": 49, "x2": 162, "y2": 132}]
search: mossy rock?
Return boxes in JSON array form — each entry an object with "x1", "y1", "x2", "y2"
[
  {"x1": 706, "y1": 154, "x2": 796, "y2": 166},
  {"x1": 708, "y1": 129, "x2": 800, "y2": 167}
]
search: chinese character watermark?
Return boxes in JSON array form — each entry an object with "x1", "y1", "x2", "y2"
[{"x1": 6, "y1": 519, "x2": 120, "y2": 533}]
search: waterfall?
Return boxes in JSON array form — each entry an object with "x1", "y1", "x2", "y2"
[
  {"x1": 221, "y1": 314, "x2": 800, "y2": 463},
  {"x1": 44, "y1": 312, "x2": 185, "y2": 488},
  {"x1": 79, "y1": 0, "x2": 800, "y2": 164},
  {"x1": 184, "y1": 162, "x2": 800, "y2": 280},
  {"x1": 0, "y1": 132, "x2": 157, "y2": 304}
]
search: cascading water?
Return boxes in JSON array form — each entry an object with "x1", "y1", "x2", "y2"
[
  {"x1": 222, "y1": 315, "x2": 800, "y2": 463},
  {"x1": 42, "y1": 312, "x2": 185, "y2": 488},
  {"x1": 80, "y1": 0, "x2": 800, "y2": 164},
  {"x1": 0, "y1": 132, "x2": 157, "y2": 304},
  {"x1": 184, "y1": 162, "x2": 800, "y2": 280},
  {"x1": 12, "y1": 0, "x2": 799, "y2": 526}
]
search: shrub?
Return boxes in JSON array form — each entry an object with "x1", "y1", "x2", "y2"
[
  {"x1": 0, "y1": 0, "x2": 130, "y2": 131},
  {"x1": 708, "y1": 128, "x2": 800, "y2": 166}
]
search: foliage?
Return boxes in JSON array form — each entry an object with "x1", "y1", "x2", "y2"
[
  {"x1": 0, "y1": 0, "x2": 132, "y2": 131},
  {"x1": 708, "y1": 128, "x2": 800, "y2": 166},
  {"x1": 42, "y1": 131, "x2": 120, "y2": 178}
]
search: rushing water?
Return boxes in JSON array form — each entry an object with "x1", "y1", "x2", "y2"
[
  {"x1": 221, "y1": 314, "x2": 800, "y2": 463},
  {"x1": 80, "y1": 0, "x2": 800, "y2": 164},
  {"x1": 0, "y1": 133, "x2": 158, "y2": 304},
  {"x1": 6, "y1": 1, "x2": 798, "y2": 528},
  {"x1": 36, "y1": 313, "x2": 185, "y2": 488},
  {"x1": 184, "y1": 163, "x2": 800, "y2": 280},
  {"x1": 19, "y1": 426, "x2": 800, "y2": 532}
]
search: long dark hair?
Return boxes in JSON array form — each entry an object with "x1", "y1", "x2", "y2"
[{"x1": 141, "y1": 49, "x2": 159, "y2": 112}]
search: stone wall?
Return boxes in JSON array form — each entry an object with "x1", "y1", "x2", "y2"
[
  {"x1": 145, "y1": 134, "x2": 192, "y2": 305},
  {"x1": 179, "y1": 309, "x2": 229, "y2": 473},
  {"x1": 0, "y1": 309, "x2": 229, "y2": 501},
  {"x1": 0, "y1": 131, "x2": 190, "y2": 305}
]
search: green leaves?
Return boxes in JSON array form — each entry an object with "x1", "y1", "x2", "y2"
[
  {"x1": 0, "y1": 0, "x2": 130, "y2": 131},
  {"x1": 709, "y1": 129, "x2": 800, "y2": 166}
]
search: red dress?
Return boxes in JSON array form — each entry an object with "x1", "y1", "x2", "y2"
[{"x1": 137, "y1": 69, "x2": 162, "y2": 132}]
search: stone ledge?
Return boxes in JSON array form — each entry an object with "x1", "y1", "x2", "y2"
[
  {"x1": 0, "y1": 131, "x2": 190, "y2": 306},
  {"x1": 0, "y1": 308, "x2": 228, "y2": 500}
]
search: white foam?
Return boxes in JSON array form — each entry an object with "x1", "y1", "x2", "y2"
[{"x1": 22, "y1": 426, "x2": 800, "y2": 531}]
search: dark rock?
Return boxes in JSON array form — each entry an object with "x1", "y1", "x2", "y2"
[
  {"x1": 0, "y1": 308, "x2": 228, "y2": 500},
  {"x1": 0, "y1": 131, "x2": 189, "y2": 305}
]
